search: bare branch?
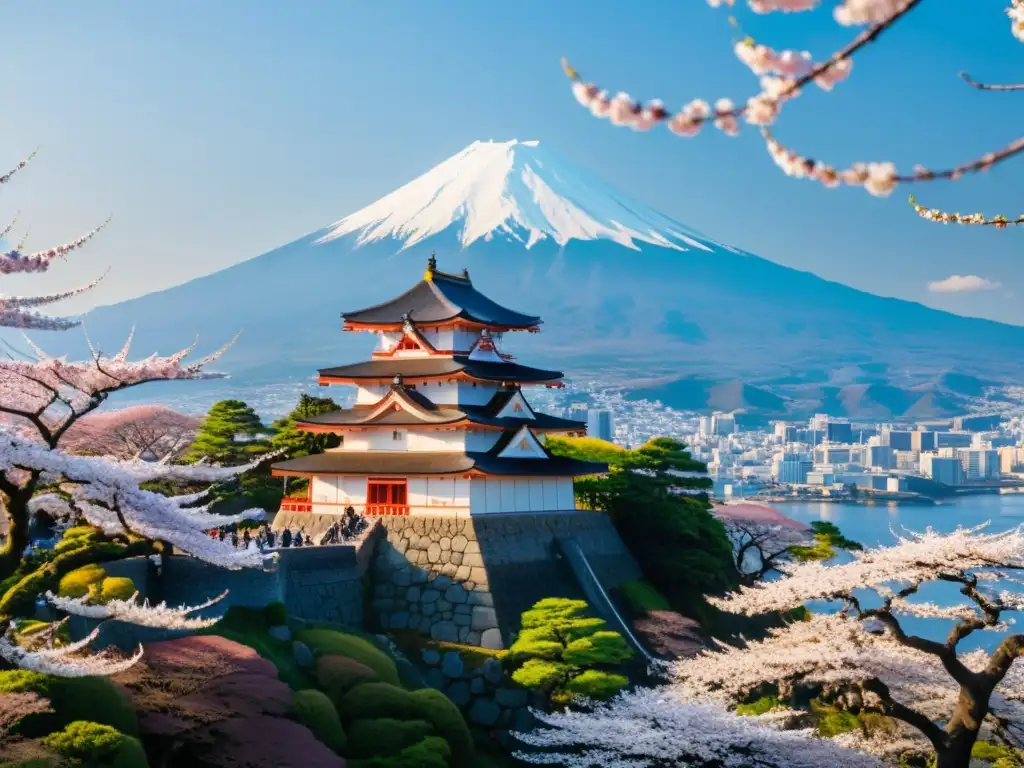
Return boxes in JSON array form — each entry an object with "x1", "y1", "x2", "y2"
[{"x1": 960, "y1": 71, "x2": 1024, "y2": 91}]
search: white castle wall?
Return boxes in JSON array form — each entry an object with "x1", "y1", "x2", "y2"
[
  {"x1": 310, "y1": 475, "x2": 472, "y2": 516},
  {"x1": 469, "y1": 477, "x2": 575, "y2": 514}
]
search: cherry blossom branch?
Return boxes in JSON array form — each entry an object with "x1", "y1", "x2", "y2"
[
  {"x1": 960, "y1": 71, "x2": 1024, "y2": 91},
  {"x1": 860, "y1": 677, "x2": 947, "y2": 750},
  {"x1": 0, "y1": 149, "x2": 38, "y2": 185},
  {"x1": 46, "y1": 589, "x2": 228, "y2": 630},
  {"x1": 908, "y1": 193, "x2": 1024, "y2": 228},
  {"x1": 0, "y1": 624, "x2": 142, "y2": 677},
  {"x1": 563, "y1": 0, "x2": 921, "y2": 138},
  {"x1": 0, "y1": 216, "x2": 111, "y2": 275}
]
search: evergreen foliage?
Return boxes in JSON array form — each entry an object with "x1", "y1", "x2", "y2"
[
  {"x1": 40, "y1": 721, "x2": 146, "y2": 767},
  {"x1": 291, "y1": 689, "x2": 347, "y2": 754},
  {"x1": 316, "y1": 655, "x2": 380, "y2": 700},
  {"x1": 270, "y1": 394, "x2": 342, "y2": 458},
  {"x1": 0, "y1": 671, "x2": 139, "y2": 738},
  {"x1": 295, "y1": 629, "x2": 401, "y2": 686},
  {"x1": 56, "y1": 564, "x2": 106, "y2": 599},
  {"x1": 789, "y1": 521, "x2": 865, "y2": 562},
  {"x1": 184, "y1": 399, "x2": 266, "y2": 464},
  {"x1": 408, "y1": 688, "x2": 475, "y2": 768},
  {"x1": 346, "y1": 718, "x2": 435, "y2": 758},
  {"x1": 504, "y1": 598, "x2": 633, "y2": 707},
  {"x1": 546, "y1": 436, "x2": 735, "y2": 614}
]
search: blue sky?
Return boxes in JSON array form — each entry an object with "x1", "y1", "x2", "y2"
[{"x1": 1, "y1": 0, "x2": 1022, "y2": 323}]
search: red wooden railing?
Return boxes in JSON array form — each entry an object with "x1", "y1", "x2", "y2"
[
  {"x1": 279, "y1": 498, "x2": 313, "y2": 513},
  {"x1": 276, "y1": 500, "x2": 411, "y2": 516},
  {"x1": 366, "y1": 504, "x2": 411, "y2": 517}
]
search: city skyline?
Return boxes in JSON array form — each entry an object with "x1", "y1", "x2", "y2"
[{"x1": 2, "y1": 1, "x2": 1023, "y2": 326}]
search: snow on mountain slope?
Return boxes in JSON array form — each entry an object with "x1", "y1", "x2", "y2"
[{"x1": 318, "y1": 139, "x2": 728, "y2": 253}]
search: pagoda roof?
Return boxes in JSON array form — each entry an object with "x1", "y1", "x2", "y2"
[
  {"x1": 342, "y1": 259, "x2": 541, "y2": 330},
  {"x1": 318, "y1": 356, "x2": 563, "y2": 384},
  {"x1": 297, "y1": 386, "x2": 585, "y2": 432},
  {"x1": 270, "y1": 450, "x2": 606, "y2": 478}
]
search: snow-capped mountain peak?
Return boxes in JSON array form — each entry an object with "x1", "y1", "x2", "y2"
[{"x1": 317, "y1": 139, "x2": 724, "y2": 253}]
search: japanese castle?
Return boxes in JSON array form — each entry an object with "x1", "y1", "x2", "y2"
[{"x1": 270, "y1": 255, "x2": 606, "y2": 518}]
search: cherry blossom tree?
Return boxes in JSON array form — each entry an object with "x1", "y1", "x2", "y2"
[
  {"x1": 562, "y1": 1, "x2": 1024, "y2": 229},
  {"x1": 713, "y1": 502, "x2": 812, "y2": 585},
  {"x1": 1, "y1": 149, "x2": 111, "y2": 329},
  {"x1": 517, "y1": 525, "x2": 1024, "y2": 767},
  {"x1": 59, "y1": 405, "x2": 200, "y2": 462}
]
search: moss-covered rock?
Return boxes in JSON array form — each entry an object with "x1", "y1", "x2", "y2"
[
  {"x1": 409, "y1": 688, "x2": 474, "y2": 768},
  {"x1": 316, "y1": 654, "x2": 379, "y2": 700},
  {"x1": 99, "y1": 576, "x2": 137, "y2": 603},
  {"x1": 346, "y1": 718, "x2": 435, "y2": 759},
  {"x1": 0, "y1": 671, "x2": 139, "y2": 738},
  {"x1": 290, "y1": 689, "x2": 346, "y2": 754},
  {"x1": 562, "y1": 669, "x2": 629, "y2": 700},
  {"x1": 56, "y1": 563, "x2": 106, "y2": 598},
  {"x1": 264, "y1": 601, "x2": 288, "y2": 627},
  {"x1": 41, "y1": 720, "x2": 146, "y2": 767},
  {"x1": 352, "y1": 736, "x2": 451, "y2": 768},
  {"x1": 295, "y1": 628, "x2": 400, "y2": 686},
  {"x1": 338, "y1": 682, "x2": 422, "y2": 723}
]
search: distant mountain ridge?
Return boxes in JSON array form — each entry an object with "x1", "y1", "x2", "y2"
[{"x1": 49, "y1": 139, "x2": 1024, "y2": 420}]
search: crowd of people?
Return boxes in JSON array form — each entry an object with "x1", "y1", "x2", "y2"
[{"x1": 205, "y1": 506, "x2": 369, "y2": 551}]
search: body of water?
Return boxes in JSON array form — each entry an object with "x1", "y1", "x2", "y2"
[{"x1": 773, "y1": 494, "x2": 1024, "y2": 653}]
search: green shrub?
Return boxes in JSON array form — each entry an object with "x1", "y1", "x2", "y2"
[
  {"x1": 972, "y1": 741, "x2": 1023, "y2": 767},
  {"x1": 62, "y1": 526, "x2": 100, "y2": 540},
  {"x1": 562, "y1": 669, "x2": 628, "y2": 700},
  {"x1": 736, "y1": 695, "x2": 783, "y2": 716},
  {"x1": 41, "y1": 721, "x2": 123, "y2": 763},
  {"x1": 511, "y1": 659, "x2": 569, "y2": 689},
  {"x1": 505, "y1": 598, "x2": 633, "y2": 708},
  {"x1": 338, "y1": 682, "x2": 422, "y2": 723},
  {"x1": 56, "y1": 564, "x2": 106, "y2": 598},
  {"x1": 409, "y1": 688, "x2": 474, "y2": 768},
  {"x1": 264, "y1": 601, "x2": 288, "y2": 627},
  {"x1": 108, "y1": 736, "x2": 148, "y2": 768},
  {"x1": 346, "y1": 718, "x2": 435, "y2": 759},
  {"x1": 618, "y1": 579, "x2": 670, "y2": 613},
  {"x1": 561, "y1": 632, "x2": 633, "y2": 666},
  {"x1": 811, "y1": 701, "x2": 860, "y2": 738},
  {"x1": 0, "y1": 671, "x2": 139, "y2": 738},
  {"x1": 316, "y1": 655, "x2": 379, "y2": 699},
  {"x1": 99, "y1": 577, "x2": 137, "y2": 603},
  {"x1": 291, "y1": 689, "x2": 346, "y2": 754},
  {"x1": 295, "y1": 629, "x2": 400, "y2": 686}
]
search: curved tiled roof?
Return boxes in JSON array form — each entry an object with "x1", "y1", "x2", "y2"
[
  {"x1": 318, "y1": 356, "x2": 563, "y2": 384},
  {"x1": 342, "y1": 270, "x2": 541, "y2": 329},
  {"x1": 270, "y1": 450, "x2": 606, "y2": 477}
]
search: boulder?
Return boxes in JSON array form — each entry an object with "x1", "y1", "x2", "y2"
[
  {"x1": 292, "y1": 640, "x2": 314, "y2": 668},
  {"x1": 632, "y1": 610, "x2": 708, "y2": 660},
  {"x1": 268, "y1": 625, "x2": 292, "y2": 643},
  {"x1": 471, "y1": 607, "x2": 497, "y2": 631},
  {"x1": 494, "y1": 687, "x2": 528, "y2": 709},
  {"x1": 482, "y1": 657, "x2": 504, "y2": 685},
  {"x1": 441, "y1": 651, "x2": 464, "y2": 679},
  {"x1": 120, "y1": 636, "x2": 343, "y2": 767},
  {"x1": 431, "y1": 621, "x2": 459, "y2": 643},
  {"x1": 421, "y1": 649, "x2": 441, "y2": 666},
  {"x1": 445, "y1": 680, "x2": 471, "y2": 707},
  {"x1": 468, "y1": 698, "x2": 501, "y2": 727},
  {"x1": 480, "y1": 628, "x2": 504, "y2": 651}
]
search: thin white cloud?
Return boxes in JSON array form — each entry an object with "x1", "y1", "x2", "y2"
[{"x1": 927, "y1": 274, "x2": 1001, "y2": 293}]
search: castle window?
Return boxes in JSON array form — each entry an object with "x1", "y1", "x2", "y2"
[
  {"x1": 513, "y1": 402, "x2": 523, "y2": 413},
  {"x1": 393, "y1": 430, "x2": 403, "y2": 441}
]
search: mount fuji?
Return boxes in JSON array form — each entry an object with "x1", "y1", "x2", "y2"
[{"x1": 67, "y1": 139, "x2": 1024, "y2": 419}]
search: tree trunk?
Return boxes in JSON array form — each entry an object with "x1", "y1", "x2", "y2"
[
  {"x1": 935, "y1": 689, "x2": 988, "y2": 768},
  {"x1": 0, "y1": 480, "x2": 37, "y2": 581}
]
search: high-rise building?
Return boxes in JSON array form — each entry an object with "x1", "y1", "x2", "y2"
[
  {"x1": 936, "y1": 432, "x2": 973, "y2": 449},
  {"x1": 954, "y1": 414, "x2": 1002, "y2": 432},
  {"x1": 959, "y1": 448, "x2": 1000, "y2": 481},
  {"x1": 587, "y1": 409, "x2": 616, "y2": 442},
  {"x1": 710, "y1": 412, "x2": 737, "y2": 436},
  {"x1": 885, "y1": 429, "x2": 913, "y2": 451},
  {"x1": 920, "y1": 454, "x2": 964, "y2": 486},
  {"x1": 772, "y1": 452, "x2": 812, "y2": 484},
  {"x1": 826, "y1": 421, "x2": 854, "y2": 444},
  {"x1": 867, "y1": 445, "x2": 895, "y2": 470},
  {"x1": 910, "y1": 430, "x2": 937, "y2": 452}
]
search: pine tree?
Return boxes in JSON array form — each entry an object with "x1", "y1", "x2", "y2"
[
  {"x1": 270, "y1": 394, "x2": 341, "y2": 458},
  {"x1": 185, "y1": 400, "x2": 266, "y2": 464}
]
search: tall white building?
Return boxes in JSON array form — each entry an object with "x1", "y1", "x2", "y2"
[
  {"x1": 921, "y1": 453, "x2": 964, "y2": 486},
  {"x1": 773, "y1": 452, "x2": 812, "y2": 484},
  {"x1": 959, "y1": 448, "x2": 1000, "y2": 481},
  {"x1": 586, "y1": 409, "x2": 616, "y2": 443},
  {"x1": 710, "y1": 412, "x2": 737, "y2": 436}
]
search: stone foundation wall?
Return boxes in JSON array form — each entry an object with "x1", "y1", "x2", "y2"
[{"x1": 370, "y1": 511, "x2": 641, "y2": 649}]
